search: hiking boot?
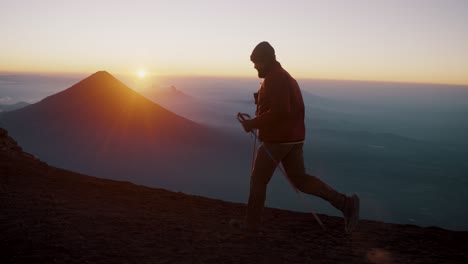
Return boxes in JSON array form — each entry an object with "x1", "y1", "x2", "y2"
[{"x1": 343, "y1": 194, "x2": 360, "y2": 234}]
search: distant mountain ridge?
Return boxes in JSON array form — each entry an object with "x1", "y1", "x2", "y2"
[
  {"x1": 0, "y1": 101, "x2": 30, "y2": 113},
  {"x1": 9, "y1": 71, "x2": 205, "y2": 139},
  {"x1": 1, "y1": 71, "x2": 221, "y2": 147},
  {"x1": 0, "y1": 71, "x2": 249, "y2": 192},
  {"x1": 144, "y1": 85, "x2": 193, "y2": 101}
]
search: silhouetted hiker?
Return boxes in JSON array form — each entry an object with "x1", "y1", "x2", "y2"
[{"x1": 235, "y1": 41, "x2": 359, "y2": 234}]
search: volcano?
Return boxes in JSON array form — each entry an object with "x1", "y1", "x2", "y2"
[
  {"x1": 0, "y1": 71, "x2": 249, "y2": 192},
  {"x1": 1, "y1": 71, "x2": 211, "y2": 143}
]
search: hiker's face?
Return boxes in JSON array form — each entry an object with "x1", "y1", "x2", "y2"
[{"x1": 253, "y1": 61, "x2": 267, "y2": 78}]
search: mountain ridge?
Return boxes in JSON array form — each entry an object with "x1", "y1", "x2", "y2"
[
  {"x1": 0, "y1": 71, "x2": 219, "y2": 145},
  {"x1": 0, "y1": 71, "x2": 248, "y2": 190},
  {"x1": 10, "y1": 71, "x2": 201, "y2": 133}
]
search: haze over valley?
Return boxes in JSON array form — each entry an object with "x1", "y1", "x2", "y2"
[{"x1": 1, "y1": 72, "x2": 467, "y2": 230}]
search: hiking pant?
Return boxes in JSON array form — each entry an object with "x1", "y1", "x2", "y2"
[{"x1": 246, "y1": 142, "x2": 346, "y2": 229}]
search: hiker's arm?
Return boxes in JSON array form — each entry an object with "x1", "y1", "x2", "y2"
[{"x1": 250, "y1": 76, "x2": 290, "y2": 129}]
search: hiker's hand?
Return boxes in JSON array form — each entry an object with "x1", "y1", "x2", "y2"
[{"x1": 241, "y1": 119, "x2": 254, "y2": 133}]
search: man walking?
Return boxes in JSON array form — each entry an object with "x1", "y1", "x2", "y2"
[{"x1": 238, "y1": 41, "x2": 359, "y2": 234}]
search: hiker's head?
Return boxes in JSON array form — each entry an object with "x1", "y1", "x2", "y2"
[{"x1": 250, "y1": 41, "x2": 276, "y2": 78}]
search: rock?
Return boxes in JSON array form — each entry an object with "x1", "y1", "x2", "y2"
[{"x1": 0, "y1": 127, "x2": 43, "y2": 164}]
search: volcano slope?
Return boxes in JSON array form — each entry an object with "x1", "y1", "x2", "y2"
[
  {"x1": 0, "y1": 71, "x2": 250, "y2": 193},
  {"x1": 1, "y1": 128, "x2": 468, "y2": 264}
]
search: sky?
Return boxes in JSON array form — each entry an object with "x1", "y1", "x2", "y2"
[{"x1": 1, "y1": 0, "x2": 467, "y2": 85}]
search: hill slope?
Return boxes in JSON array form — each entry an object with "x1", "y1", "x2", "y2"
[
  {"x1": 0, "y1": 72, "x2": 250, "y2": 192},
  {"x1": 1, "y1": 71, "x2": 212, "y2": 146},
  {"x1": 1, "y1": 128, "x2": 467, "y2": 264},
  {"x1": 0, "y1": 101, "x2": 30, "y2": 113}
]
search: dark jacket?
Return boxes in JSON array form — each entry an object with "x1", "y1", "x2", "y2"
[{"x1": 250, "y1": 61, "x2": 305, "y2": 143}]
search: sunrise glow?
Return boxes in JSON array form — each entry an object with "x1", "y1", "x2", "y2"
[
  {"x1": 0, "y1": 1, "x2": 467, "y2": 85},
  {"x1": 137, "y1": 69, "x2": 147, "y2": 78}
]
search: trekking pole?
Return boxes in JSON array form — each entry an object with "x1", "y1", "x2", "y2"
[{"x1": 237, "y1": 113, "x2": 326, "y2": 230}]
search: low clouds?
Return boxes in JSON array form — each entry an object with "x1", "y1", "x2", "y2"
[{"x1": 0, "y1": 96, "x2": 13, "y2": 105}]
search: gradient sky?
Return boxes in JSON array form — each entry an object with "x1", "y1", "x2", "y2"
[{"x1": 1, "y1": 0, "x2": 467, "y2": 84}]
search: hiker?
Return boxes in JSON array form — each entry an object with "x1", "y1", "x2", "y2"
[{"x1": 237, "y1": 41, "x2": 359, "y2": 234}]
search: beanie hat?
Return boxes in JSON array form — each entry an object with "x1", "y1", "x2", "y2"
[{"x1": 250, "y1": 41, "x2": 276, "y2": 63}]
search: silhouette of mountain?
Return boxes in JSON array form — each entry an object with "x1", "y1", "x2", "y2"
[
  {"x1": 144, "y1": 85, "x2": 192, "y2": 102},
  {"x1": 142, "y1": 84, "x2": 238, "y2": 128},
  {"x1": 3, "y1": 71, "x2": 209, "y2": 140},
  {"x1": 0, "y1": 71, "x2": 249, "y2": 191},
  {"x1": 0, "y1": 101, "x2": 30, "y2": 113},
  {"x1": 1, "y1": 127, "x2": 467, "y2": 264}
]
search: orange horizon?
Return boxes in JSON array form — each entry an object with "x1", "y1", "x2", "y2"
[{"x1": 1, "y1": 69, "x2": 468, "y2": 87}]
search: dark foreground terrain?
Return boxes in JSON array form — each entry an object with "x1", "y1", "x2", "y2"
[{"x1": 1, "y1": 128, "x2": 467, "y2": 264}]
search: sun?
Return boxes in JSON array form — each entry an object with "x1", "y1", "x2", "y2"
[{"x1": 137, "y1": 69, "x2": 147, "y2": 78}]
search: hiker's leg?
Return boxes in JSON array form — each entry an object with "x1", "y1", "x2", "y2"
[
  {"x1": 245, "y1": 143, "x2": 291, "y2": 229},
  {"x1": 282, "y1": 143, "x2": 346, "y2": 211}
]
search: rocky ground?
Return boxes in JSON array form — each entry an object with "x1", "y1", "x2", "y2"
[{"x1": 1, "y1": 127, "x2": 467, "y2": 263}]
